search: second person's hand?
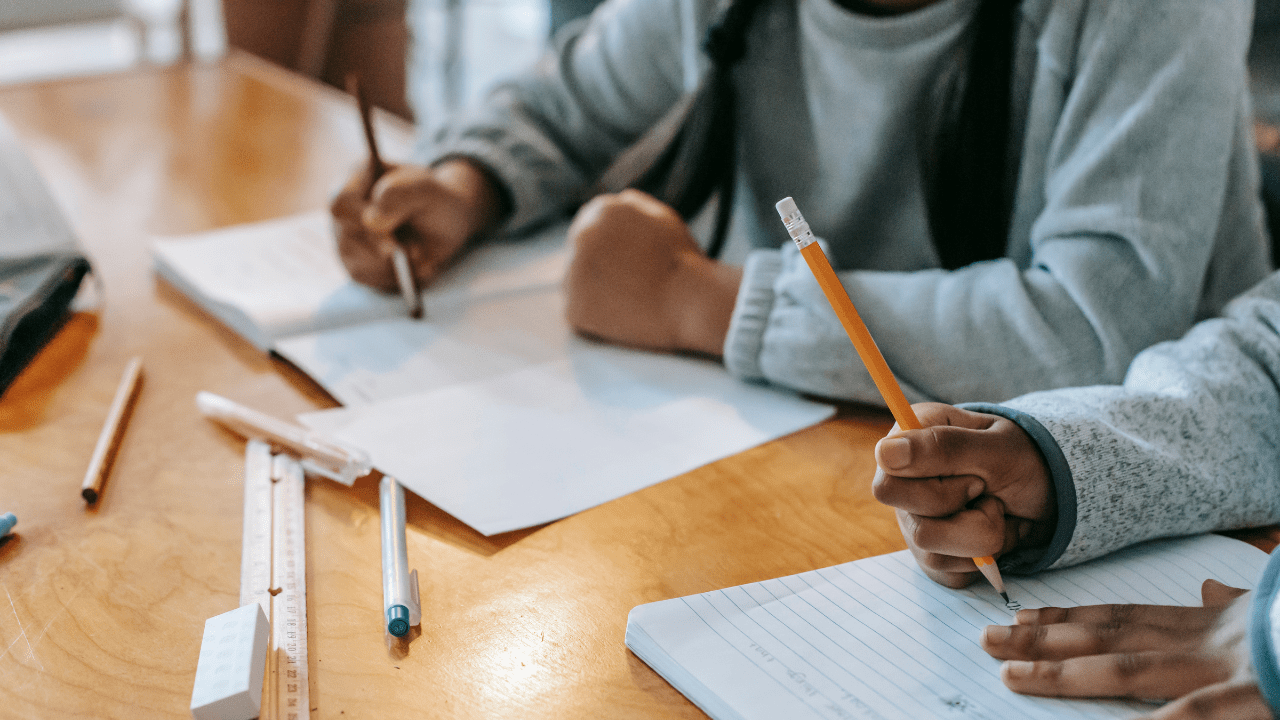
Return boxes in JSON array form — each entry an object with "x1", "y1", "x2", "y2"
[
  {"x1": 330, "y1": 158, "x2": 506, "y2": 292},
  {"x1": 872, "y1": 403, "x2": 1057, "y2": 588},
  {"x1": 982, "y1": 580, "x2": 1268, "y2": 719}
]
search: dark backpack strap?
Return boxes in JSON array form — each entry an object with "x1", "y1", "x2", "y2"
[
  {"x1": 927, "y1": 0, "x2": 1022, "y2": 270},
  {"x1": 631, "y1": 0, "x2": 767, "y2": 258}
]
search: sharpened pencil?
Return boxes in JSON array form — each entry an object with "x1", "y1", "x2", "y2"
[
  {"x1": 81, "y1": 356, "x2": 143, "y2": 504},
  {"x1": 774, "y1": 197, "x2": 1009, "y2": 604}
]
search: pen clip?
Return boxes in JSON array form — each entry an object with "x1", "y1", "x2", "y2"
[{"x1": 408, "y1": 568, "x2": 421, "y2": 627}]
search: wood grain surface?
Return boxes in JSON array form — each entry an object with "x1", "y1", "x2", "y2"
[{"x1": 0, "y1": 55, "x2": 911, "y2": 719}]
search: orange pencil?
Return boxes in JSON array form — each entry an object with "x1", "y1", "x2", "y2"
[{"x1": 774, "y1": 197, "x2": 1010, "y2": 605}]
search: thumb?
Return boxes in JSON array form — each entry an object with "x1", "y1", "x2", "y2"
[
  {"x1": 1201, "y1": 579, "x2": 1248, "y2": 608},
  {"x1": 364, "y1": 165, "x2": 431, "y2": 233}
]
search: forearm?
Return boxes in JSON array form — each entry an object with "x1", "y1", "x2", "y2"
[
  {"x1": 995, "y1": 275, "x2": 1280, "y2": 569},
  {"x1": 417, "y1": 0, "x2": 697, "y2": 233},
  {"x1": 725, "y1": 243, "x2": 1153, "y2": 405}
]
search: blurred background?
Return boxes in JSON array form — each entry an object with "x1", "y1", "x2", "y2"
[{"x1": 0, "y1": 0, "x2": 606, "y2": 127}]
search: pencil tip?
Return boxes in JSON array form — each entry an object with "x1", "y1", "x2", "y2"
[{"x1": 1000, "y1": 592, "x2": 1010, "y2": 603}]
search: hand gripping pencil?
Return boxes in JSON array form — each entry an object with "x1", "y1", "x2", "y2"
[
  {"x1": 348, "y1": 73, "x2": 424, "y2": 319},
  {"x1": 774, "y1": 197, "x2": 1010, "y2": 605}
]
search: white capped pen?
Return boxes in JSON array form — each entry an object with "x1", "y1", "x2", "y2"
[
  {"x1": 195, "y1": 391, "x2": 373, "y2": 485},
  {"x1": 380, "y1": 475, "x2": 421, "y2": 637}
]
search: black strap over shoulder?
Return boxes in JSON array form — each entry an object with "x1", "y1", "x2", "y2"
[
  {"x1": 928, "y1": 0, "x2": 1022, "y2": 270},
  {"x1": 630, "y1": 0, "x2": 767, "y2": 259},
  {"x1": 631, "y1": 0, "x2": 1022, "y2": 267}
]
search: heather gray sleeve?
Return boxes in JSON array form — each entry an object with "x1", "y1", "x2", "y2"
[
  {"x1": 726, "y1": 0, "x2": 1261, "y2": 406},
  {"x1": 994, "y1": 272, "x2": 1280, "y2": 570},
  {"x1": 418, "y1": 0, "x2": 713, "y2": 233}
]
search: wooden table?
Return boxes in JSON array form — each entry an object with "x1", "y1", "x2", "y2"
[{"x1": 0, "y1": 53, "x2": 909, "y2": 719}]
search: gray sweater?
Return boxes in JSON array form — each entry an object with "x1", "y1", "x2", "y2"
[
  {"x1": 425, "y1": 0, "x2": 1268, "y2": 405},
  {"x1": 971, "y1": 270, "x2": 1280, "y2": 574}
]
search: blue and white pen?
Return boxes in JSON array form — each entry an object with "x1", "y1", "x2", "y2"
[{"x1": 380, "y1": 476, "x2": 421, "y2": 637}]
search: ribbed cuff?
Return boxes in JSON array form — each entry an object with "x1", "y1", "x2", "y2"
[
  {"x1": 958, "y1": 402, "x2": 1078, "y2": 575},
  {"x1": 723, "y1": 249, "x2": 783, "y2": 381}
]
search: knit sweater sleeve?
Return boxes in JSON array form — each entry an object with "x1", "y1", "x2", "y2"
[
  {"x1": 981, "y1": 272, "x2": 1280, "y2": 571},
  {"x1": 416, "y1": 0, "x2": 712, "y2": 233},
  {"x1": 724, "y1": 0, "x2": 1263, "y2": 405}
]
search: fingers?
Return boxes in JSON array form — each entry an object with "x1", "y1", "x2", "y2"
[
  {"x1": 896, "y1": 496, "x2": 1010, "y2": 559},
  {"x1": 1200, "y1": 579, "x2": 1248, "y2": 608},
  {"x1": 880, "y1": 407, "x2": 1029, "y2": 479},
  {"x1": 365, "y1": 164, "x2": 440, "y2": 233},
  {"x1": 335, "y1": 218, "x2": 400, "y2": 291},
  {"x1": 873, "y1": 470, "x2": 984, "y2": 517},
  {"x1": 902, "y1": 537, "x2": 980, "y2": 589},
  {"x1": 332, "y1": 161, "x2": 484, "y2": 291},
  {"x1": 330, "y1": 163, "x2": 376, "y2": 226},
  {"x1": 998, "y1": 650, "x2": 1232, "y2": 700},
  {"x1": 874, "y1": 407, "x2": 1002, "y2": 480},
  {"x1": 569, "y1": 190, "x2": 699, "y2": 254},
  {"x1": 1142, "y1": 681, "x2": 1273, "y2": 720},
  {"x1": 982, "y1": 615, "x2": 1209, "y2": 661},
  {"x1": 1013, "y1": 604, "x2": 1221, "y2": 633},
  {"x1": 873, "y1": 405, "x2": 1051, "y2": 524}
]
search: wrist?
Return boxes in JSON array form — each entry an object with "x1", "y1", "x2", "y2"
[
  {"x1": 666, "y1": 253, "x2": 743, "y2": 357},
  {"x1": 433, "y1": 158, "x2": 510, "y2": 239}
]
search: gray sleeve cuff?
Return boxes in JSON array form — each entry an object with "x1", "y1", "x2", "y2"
[
  {"x1": 723, "y1": 249, "x2": 783, "y2": 382},
  {"x1": 958, "y1": 402, "x2": 1078, "y2": 575}
]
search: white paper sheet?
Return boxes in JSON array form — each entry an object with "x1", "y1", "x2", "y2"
[
  {"x1": 298, "y1": 341, "x2": 836, "y2": 535},
  {"x1": 625, "y1": 534, "x2": 1269, "y2": 720},
  {"x1": 158, "y1": 212, "x2": 838, "y2": 534},
  {"x1": 274, "y1": 282, "x2": 571, "y2": 407}
]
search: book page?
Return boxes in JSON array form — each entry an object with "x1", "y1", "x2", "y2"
[
  {"x1": 626, "y1": 535, "x2": 1268, "y2": 720},
  {"x1": 152, "y1": 211, "x2": 405, "y2": 350}
]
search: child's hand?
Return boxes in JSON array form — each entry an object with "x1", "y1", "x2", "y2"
[
  {"x1": 330, "y1": 159, "x2": 503, "y2": 291},
  {"x1": 872, "y1": 403, "x2": 1055, "y2": 588},
  {"x1": 981, "y1": 580, "x2": 1268, "y2": 719},
  {"x1": 563, "y1": 189, "x2": 741, "y2": 356}
]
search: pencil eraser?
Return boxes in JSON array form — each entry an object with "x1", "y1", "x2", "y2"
[{"x1": 190, "y1": 604, "x2": 269, "y2": 720}]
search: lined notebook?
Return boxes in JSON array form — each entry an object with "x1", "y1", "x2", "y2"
[{"x1": 626, "y1": 534, "x2": 1267, "y2": 720}]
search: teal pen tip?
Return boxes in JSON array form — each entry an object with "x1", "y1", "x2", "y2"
[
  {"x1": 387, "y1": 605, "x2": 410, "y2": 637},
  {"x1": 0, "y1": 512, "x2": 15, "y2": 536}
]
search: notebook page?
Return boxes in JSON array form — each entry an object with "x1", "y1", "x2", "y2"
[
  {"x1": 152, "y1": 211, "x2": 404, "y2": 350},
  {"x1": 627, "y1": 534, "x2": 1268, "y2": 720}
]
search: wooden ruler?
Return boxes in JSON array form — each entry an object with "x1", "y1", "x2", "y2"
[{"x1": 240, "y1": 439, "x2": 311, "y2": 720}]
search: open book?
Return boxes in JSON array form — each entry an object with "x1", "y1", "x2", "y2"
[
  {"x1": 626, "y1": 534, "x2": 1268, "y2": 720},
  {"x1": 151, "y1": 210, "x2": 568, "y2": 356},
  {"x1": 154, "y1": 212, "x2": 836, "y2": 534}
]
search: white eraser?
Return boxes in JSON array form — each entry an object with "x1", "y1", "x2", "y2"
[{"x1": 190, "y1": 604, "x2": 269, "y2": 720}]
